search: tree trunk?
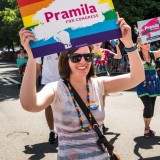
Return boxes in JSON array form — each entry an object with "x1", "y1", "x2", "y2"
[{"x1": 11, "y1": 42, "x2": 15, "y2": 53}]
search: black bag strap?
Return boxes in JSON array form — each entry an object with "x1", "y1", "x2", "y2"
[{"x1": 63, "y1": 80, "x2": 114, "y2": 155}]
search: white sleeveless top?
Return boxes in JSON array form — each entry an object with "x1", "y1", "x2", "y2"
[{"x1": 49, "y1": 77, "x2": 109, "y2": 160}]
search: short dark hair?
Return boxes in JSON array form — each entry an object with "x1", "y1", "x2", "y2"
[{"x1": 58, "y1": 46, "x2": 95, "y2": 80}]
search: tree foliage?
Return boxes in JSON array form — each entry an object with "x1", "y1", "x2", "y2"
[
  {"x1": 113, "y1": 0, "x2": 160, "y2": 25},
  {"x1": 0, "y1": 0, "x2": 160, "y2": 50},
  {"x1": 0, "y1": 0, "x2": 23, "y2": 51},
  {"x1": 113, "y1": 0, "x2": 160, "y2": 42}
]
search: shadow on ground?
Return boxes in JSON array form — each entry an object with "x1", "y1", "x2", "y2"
[
  {"x1": 23, "y1": 142, "x2": 58, "y2": 160},
  {"x1": 134, "y1": 136, "x2": 160, "y2": 160},
  {"x1": 103, "y1": 127, "x2": 121, "y2": 145}
]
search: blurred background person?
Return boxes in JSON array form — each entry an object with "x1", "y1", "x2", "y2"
[
  {"x1": 91, "y1": 40, "x2": 122, "y2": 133},
  {"x1": 36, "y1": 53, "x2": 61, "y2": 143},
  {"x1": 92, "y1": 40, "x2": 122, "y2": 77},
  {"x1": 136, "y1": 38, "x2": 160, "y2": 138},
  {"x1": 17, "y1": 46, "x2": 27, "y2": 59}
]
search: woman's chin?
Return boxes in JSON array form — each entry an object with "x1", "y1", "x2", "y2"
[{"x1": 76, "y1": 70, "x2": 88, "y2": 76}]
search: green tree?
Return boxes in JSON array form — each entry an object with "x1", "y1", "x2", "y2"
[
  {"x1": 0, "y1": 0, "x2": 23, "y2": 51},
  {"x1": 113, "y1": 0, "x2": 160, "y2": 24},
  {"x1": 113, "y1": 0, "x2": 160, "y2": 41}
]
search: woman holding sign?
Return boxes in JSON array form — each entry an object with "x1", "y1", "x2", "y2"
[
  {"x1": 19, "y1": 14, "x2": 144, "y2": 160},
  {"x1": 136, "y1": 38, "x2": 160, "y2": 138}
]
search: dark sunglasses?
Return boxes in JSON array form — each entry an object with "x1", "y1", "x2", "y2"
[{"x1": 68, "y1": 53, "x2": 94, "y2": 63}]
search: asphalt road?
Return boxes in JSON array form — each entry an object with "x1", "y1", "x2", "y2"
[{"x1": 0, "y1": 61, "x2": 160, "y2": 160}]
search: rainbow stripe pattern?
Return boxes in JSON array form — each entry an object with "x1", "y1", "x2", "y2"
[{"x1": 18, "y1": 0, "x2": 122, "y2": 58}]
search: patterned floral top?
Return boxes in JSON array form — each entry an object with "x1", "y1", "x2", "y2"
[
  {"x1": 93, "y1": 49, "x2": 115, "y2": 76},
  {"x1": 50, "y1": 78, "x2": 109, "y2": 160},
  {"x1": 136, "y1": 60, "x2": 160, "y2": 97}
]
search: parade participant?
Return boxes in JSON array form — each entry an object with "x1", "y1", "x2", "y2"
[
  {"x1": 17, "y1": 47, "x2": 27, "y2": 59},
  {"x1": 19, "y1": 14, "x2": 144, "y2": 159},
  {"x1": 136, "y1": 38, "x2": 160, "y2": 138},
  {"x1": 91, "y1": 40, "x2": 122, "y2": 133},
  {"x1": 92, "y1": 39, "x2": 122, "y2": 76},
  {"x1": 36, "y1": 54, "x2": 60, "y2": 143}
]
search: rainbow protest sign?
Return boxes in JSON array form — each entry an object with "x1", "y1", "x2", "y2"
[
  {"x1": 18, "y1": 0, "x2": 121, "y2": 58},
  {"x1": 137, "y1": 17, "x2": 160, "y2": 44}
]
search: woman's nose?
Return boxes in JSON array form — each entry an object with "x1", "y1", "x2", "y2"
[{"x1": 79, "y1": 56, "x2": 86, "y2": 63}]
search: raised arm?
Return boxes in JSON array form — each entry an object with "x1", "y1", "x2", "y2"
[
  {"x1": 103, "y1": 15, "x2": 145, "y2": 94},
  {"x1": 19, "y1": 28, "x2": 54, "y2": 112},
  {"x1": 152, "y1": 50, "x2": 160, "y2": 59}
]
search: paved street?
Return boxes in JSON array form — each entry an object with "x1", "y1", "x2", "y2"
[{"x1": 0, "y1": 61, "x2": 160, "y2": 160}]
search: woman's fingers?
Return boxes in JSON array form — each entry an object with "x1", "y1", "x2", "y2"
[
  {"x1": 23, "y1": 36, "x2": 35, "y2": 45},
  {"x1": 19, "y1": 27, "x2": 26, "y2": 41},
  {"x1": 116, "y1": 12, "x2": 130, "y2": 34},
  {"x1": 116, "y1": 12, "x2": 120, "y2": 19},
  {"x1": 116, "y1": 15, "x2": 130, "y2": 33},
  {"x1": 117, "y1": 17, "x2": 125, "y2": 25},
  {"x1": 22, "y1": 32, "x2": 35, "y2": 44},
  {"x1": 19, "y1": 29, "x2": 35, "y2": 46},
  {"x1": 19, "y1": 28, "x2": 36, "y2": 58},
  {"x1": 119, "y1": 19, "x2": 127, "y2": 28},
  {"x1": 116, "y1": 14, "x2": 132, "y2": 45}
]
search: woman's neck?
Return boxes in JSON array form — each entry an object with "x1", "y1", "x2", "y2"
[{"x1": 69, "y1": 76, "x2": 87, "y2": 89}]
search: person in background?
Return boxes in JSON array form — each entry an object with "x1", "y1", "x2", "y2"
[
  {"x1": 36, "y1": 54, "x2": 61, "y2": 143},
  {"x1": 19, "y1": 14, "x2": 144, "y2": 159},
  {"x1": 136, "y1": 38, "x2": 160, "y2": 138},
  {"x1": 92, "y1": 39, "x2": 122, "y2": 76},
  {"x1": 17, "y1": 46, "x2": 27, "y2": 59},
  {"x1": 91, "y1": 40, "x2": 122, "y2": 133},
  {"x1": 155, "y1": 41, "x2": 160, "y2": 50},
  {"x1": 16, "y1": 46, "x2": 28, "y2": 89}
]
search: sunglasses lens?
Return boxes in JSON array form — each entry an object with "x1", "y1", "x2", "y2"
[
  {"x1": 84, "y1": 54, "x2": 93, "y2": 62},
  {"x1": 70, "y1": 55, "x2": 81, "y2": 63}
]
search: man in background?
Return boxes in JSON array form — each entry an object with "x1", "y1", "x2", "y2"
[{"x1": 36, "y1": 53, "x2": 60, "y2": 143}]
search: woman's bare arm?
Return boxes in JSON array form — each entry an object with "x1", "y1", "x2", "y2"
[
  {"x1": 19, "y1": 28, "x2": 54, "y2": 112},
  {"x1": 153, "y1": 50, "x2": 160, "y2": 59},
  {"x1": 103, "y1": 15, "x2": 145, "y2": 93}
]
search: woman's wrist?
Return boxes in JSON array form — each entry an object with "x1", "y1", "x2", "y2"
[
  {"x1": 124, "y1": 42, "x2": 134, "y2": 48},
  {"x1": 124, "y1": 44, "x2": 137, "y2": 53}
]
